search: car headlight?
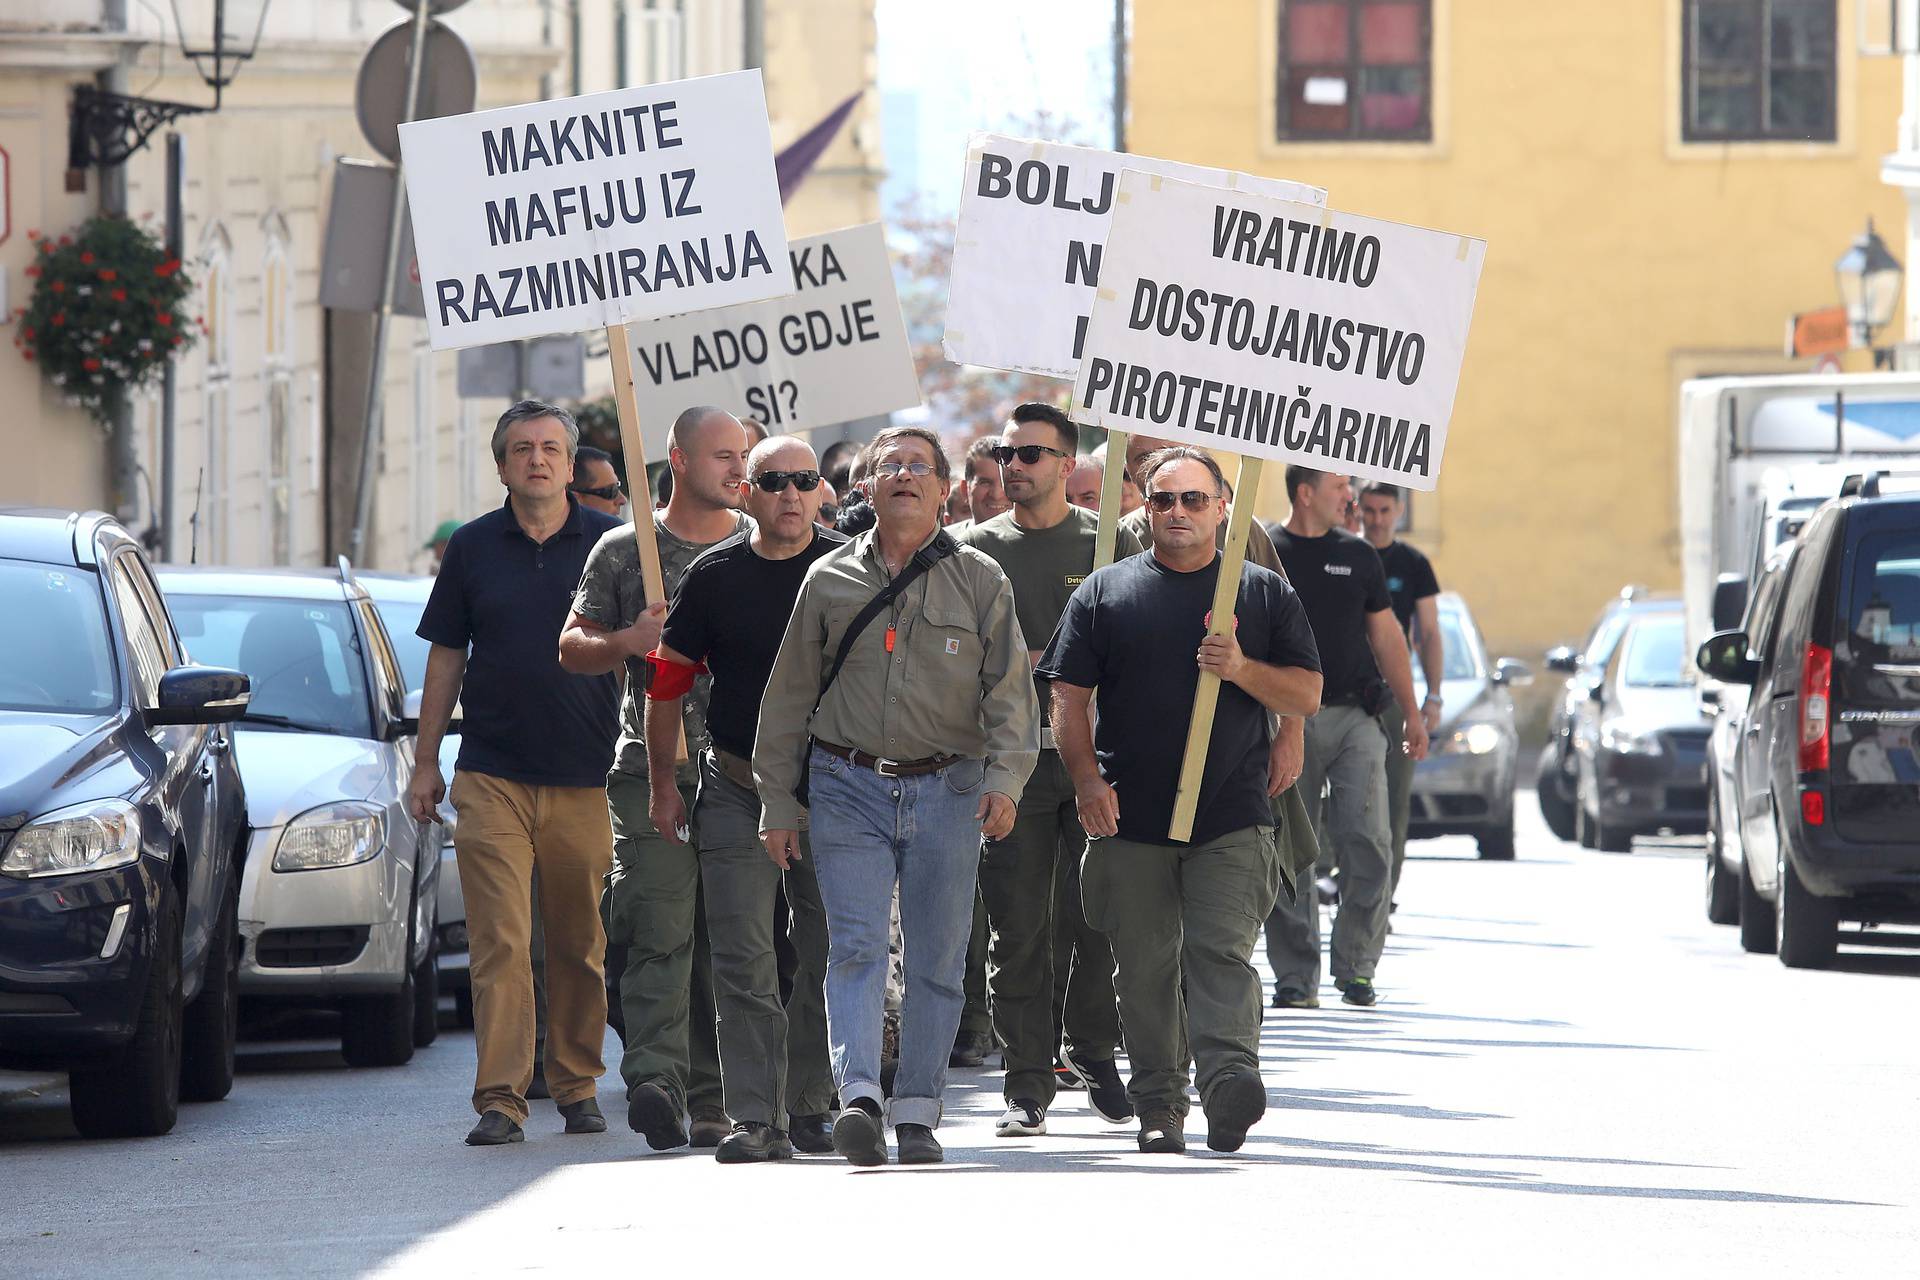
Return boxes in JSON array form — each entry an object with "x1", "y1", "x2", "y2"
[
  {"x1": 0, "y1": 799, "x2": 142, "y2": 878},
  {"x1": 1443, "y1": 721, "x2": 1507, "y2": 755},
  {"x1": 1600, "y1": 719, "x2": 1663, "y2": 755},
  {"x1": 273, "y1": 802, "x2": 386, "y2": 872}
]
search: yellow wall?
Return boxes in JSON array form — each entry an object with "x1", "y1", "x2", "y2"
[{"x1": 1130, "y1": 0, "x2": 1907, "y2": 659}]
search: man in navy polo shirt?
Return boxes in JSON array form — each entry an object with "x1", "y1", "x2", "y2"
[{"x1": 408, "y1": 400, "x2": 623, "y2": 1147}]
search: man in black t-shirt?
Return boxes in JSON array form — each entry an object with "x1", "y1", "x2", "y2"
[
  {"x1": 1358, "y1": 482, "x2": 1443, "y2": 898},
  {"x1": 1040, "y1": 447, "x2": 1322, "y2": 1157},
  {"x1": 643, "y1": 436, "x2": 846, "y2": 1164},
  {"x1": 1266, "y1": 468, "x2": 1429, "y2": 1012}
]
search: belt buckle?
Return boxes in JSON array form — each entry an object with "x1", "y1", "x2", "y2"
[{"x1": 873, "y1": 756, "x2": 902, "y2": 777}]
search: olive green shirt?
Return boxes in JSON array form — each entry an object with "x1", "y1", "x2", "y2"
[
  {"x1": 1118, "y1": 504, "x2": 1289, "y2": 580},
  {"x1": 753, "y1": 525, "x2": 1040, "y2": 832}
]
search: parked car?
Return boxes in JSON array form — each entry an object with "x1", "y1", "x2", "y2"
[
  {"x1": 158, "y1": 562, "x2": 441, "y2": 1065},
  {"x1": 0, "y1": 509, "x2": 251, "y2": 1137},
  {"x1": 1535, "y1": 587, "x2": 1676, "y2": 839},
  {"x1": 357, "y1": 571, "x2": 471, "y2": 1025},
  {"x1": 1697, "y1": 471, "x2": 1920, "y2": 967},
  {"x1": 1570, "y1": 602, "x2": 1711, "y2": 850},
  {"x1": 1406, "y1": 593, "x2": 1531, "y2": 859}
]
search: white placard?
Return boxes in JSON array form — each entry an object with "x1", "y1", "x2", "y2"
[
  {"x1": 397, "y1": 71, "x2": 793, "y2": 351},
  {"x1": 943, "y1": 133, "x2": 1327, "y2": 380},
  {"x1": 1071, "y1": 171, "x2": 1485, "y2": 491},
  {"x1": 626, "y1": 222, "x2": 920, "y2": 452}
]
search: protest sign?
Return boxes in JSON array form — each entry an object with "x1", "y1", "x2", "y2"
[
  {"x1": 1071, "y1": 169, "x2": 1485, "y2": 493},
  {"x1": 626, "y1": 221, "x2": 918, "y2": 452},
  {"x1": 944, "y1": 134, "x2": 1326, "y2": 380},
  {"x1": 397, "y1": 70, "x2": 793, "y2": 351}
]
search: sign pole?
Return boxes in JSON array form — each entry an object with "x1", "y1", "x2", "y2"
[
  {"x1": 1092, "y1": 429, "x2": 1129, "y2": 570},
  {"x1": 1168, "y1": 456, "x2": 1262, "y2": 842}
]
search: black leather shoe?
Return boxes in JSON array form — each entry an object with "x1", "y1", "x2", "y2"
[
  {"x1": 526, "y1": 1063, "x2": 551, "y2": 1101},
  {"x1": 558, "y1": 1097, "x2": 606, "y2": 1134},
  {"x1": 1203, "y1": 1071, "x2": 1267, "y2": 1153},
  {"x1": 627, "y1": 1083, "x2": 687, "y2": 1150},
  {"x1": 896, "y1": 1122, "x2": 943, "y2": 1165},
  {"x1": 1272, "y1": 986, "x2": 1321, "y2": 1009},
  {"x1": 949, "y1": 1030, "x2": 991, "y2": 1068},
  {"x1": 465, "y1": 1111, "x2": 525, "y2": 1146},
  {"x1": 715, "y1": 1121, "x2": 793, "y2": 1163},
  {"x1": 788, "y1": 1112, "x2": 834, "y2": 1154},
  {"x1": 832, "y1": 1104, "x2": 887, "y2": 1167},
  {"x1": 1137, "y1": 1109, "x2": 1186, "y2": 1154},
  {"x1": 689, "y1": 1106, "x2": 731, "y2": 1149}
]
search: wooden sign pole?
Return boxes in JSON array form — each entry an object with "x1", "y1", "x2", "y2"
[
  {"x1": 1092, "y1": 429, "x2": 1129, "y2": 571},
  {"x1": 1168, "y1": 456, "x2": 1263, "y2": 842}
]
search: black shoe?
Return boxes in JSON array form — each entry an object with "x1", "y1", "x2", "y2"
[
  {"x1": 896, "y1": 1122, "x2": 943, "y2": 1165},
  {"x1": 626, "y1": 1082, "x2": 688, "y2": 1150},
  {"x1": 1052, "y1": 1056, "x2": 1085, "y2": 1091},
  {"x1": 1337, "y1": 977, "x2": 1379, "y2": 1007},
  {"x1": 715, "y1": 1121, "x2": 793, "y2": 1163},
  {"x1": 526, "y1": 1063, "x2": 551, "y2": 1101},
  {"x1": 465, "y1": 1111, "x2": 525, "y2": 1146},
  {"x1": 557, "y1": 1097, "x2": 606, "y2": 1134},
  {"x1": 950, "y1": 1029, "x2": 991, "y2": 1068},
  {"x1": 788, "y1": 1112, "x2": 834, "y2": 1154},
  {"x1": 833, "y1": 1103, "x2": 888, "y2": 1167},
  {"x1": 689, "y1": 1106, "x2": 731, "y2": 1148},
  {"x1": 1137, "y1": 1109, "x2": 1186, "y2": 1154},
  {"x1": 1060, "y1": 1048, "x2": 1133, "y2": 1123},
  {"x1": 1203, "y1": 1071, "x2": 1267, "y2": 1153},
  {"x1": 1272, "y1": 986, "x2": 1321, "y2": 1009}
]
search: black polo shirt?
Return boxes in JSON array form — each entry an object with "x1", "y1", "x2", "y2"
[{"x1": 417, "y1": 495, "x2": 623, "y2": 787}]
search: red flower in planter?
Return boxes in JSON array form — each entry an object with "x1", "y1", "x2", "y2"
[
  {"x1": 83, "y1": 358, "x2": 101, "y2": 372},
  {"x1": 99, "y1": 269, "x2": 117, "y2": 282},
  {"x1": 80, "y1": 251, "x2": 95, "y2": 265},
  {"x1": 111, "y1": 289, "x2": 127, "y2": 303},
  {"x1": 157, "y1": 312, "x2": 174, "y2": 327}
]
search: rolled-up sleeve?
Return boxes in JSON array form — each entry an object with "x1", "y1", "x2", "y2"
[
  {"x1": 975, "y1": 570, "x2": 1039, "y2": 804},
  {"x1": 753, "y1": 574, "x2": 825, "y2": 832}
]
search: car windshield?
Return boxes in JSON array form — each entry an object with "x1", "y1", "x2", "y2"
[
  {"x1": 0, "y1": 559, "x2": 117, "y2": 714},
  {"x1": 1583, "y1": 612, "x2": 1630, "y2": 670},
  {"x1": 1433, "y1": 611, "x2": 1482, "y2": 680},
  {"x1": 1848, "y1": 534, "x2": 1920, "y2": 660},
  {"x1": 372, "y1": 598, "x2": 431, "y2": 692},
  {"x1": 170, "y1": 594, "x2": 372, "y2": 737},
  {"x1": 1621, "y1": 616, "x2": 1689, "y2": 687}
]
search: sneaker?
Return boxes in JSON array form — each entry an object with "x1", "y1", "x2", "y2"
[
  {"x1": 1060, "y1": 1048, "x2": 1133, "y2": 1123},
  {"x1": 995, "y1": 1099, "x2": 1047, "y2": 1137},
  {"x1": 832, "y1": 1102, "x2": 887, "y2": 1167},
  {"x1": 1272, "y1": 986, "x2": 1321, "y2": 1009},
  {"x1": 689, "y1": 1105, "x2": 732, "y2": 1148},
  {"x1": 1336, "y1": 977, "x2": 1379, "y2": 1007},
  {"x1": 1137, "y1": 1108, "x2": 1186, "y2": 1154},
  {"x1": 1315, "y1": 874, "x2": 1340, "y2": 905},
  {"x1": 950, "y1": 1029, "x2": 991, "y2": 1068},
  {"x1": 626, "y1": 1082, "x2": 688, "y2": 1151},
  {"x1": 1202, "y1": 1071, "x2": 1266, "y2": 1153},
  {"x1": 715, "y1": 1121, "x2": 793, "y2": 1164},
  {"x1": 1052, "y1": 1056, "x2": 1085, "y2": 1091},
  {"x1": 896, "y1": 1122, "x2": 943, "y2": 1165}
]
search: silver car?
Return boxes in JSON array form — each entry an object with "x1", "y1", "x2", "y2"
[
  {"x1": 158, "y1": 563, "x2": 440, "y2": 1067},
  {"x1": 1406, "y1": 593, "x2": 1531, "y2": 860}
]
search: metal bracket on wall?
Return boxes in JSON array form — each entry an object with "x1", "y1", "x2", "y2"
[{"x1": 67, "y1": 87, "x2": 211, "y2": 172}]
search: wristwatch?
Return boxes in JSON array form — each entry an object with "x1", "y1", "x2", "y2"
[{"x1": 1422, "y1": 694, "x2": 1442, "y2": 708}]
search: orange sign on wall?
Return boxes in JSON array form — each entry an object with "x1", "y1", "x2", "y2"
[{"x1": 1788, "y1": 305, "x2": 1852, "y2": 358}]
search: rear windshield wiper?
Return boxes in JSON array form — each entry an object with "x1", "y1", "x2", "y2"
[{"x1": 240, "y1": 711, "x2": 337, "y2": 734}]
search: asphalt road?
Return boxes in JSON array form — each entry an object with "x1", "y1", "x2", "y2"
[{"x1": 4, "y1": 794, "x2": 1915, "y2": 1278}]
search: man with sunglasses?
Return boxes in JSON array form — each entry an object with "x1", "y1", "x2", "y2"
[
  {"x1": 560, "y1": 405, "x2": 751, "y2": 1152},
  {"x1": 569, "y1": 446, "x2": 627, "y2": 517},
  {"x1": 757, "y1": 426, "x2": 1038, "y2": 1167},
  {"x1": 1041, "y1": 446, "x2": 1322, "y2": 1156},
  {"x1": 643, "y1": 436, "x2": 845, "y2": 1162},
  {"x1": 958, "y1": 403, "x2": 1142, "y2": 1139}
]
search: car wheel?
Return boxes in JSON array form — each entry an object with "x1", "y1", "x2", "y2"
[
  {"x1": 341, "y1": 971, "x2": 416, "y2": 1068},
  {"x1": 1776, "y1": 838, "x2": 1839, "y2": 970},
  {"x1": 412, "y1": 936, "x2": 440, "y2": 1049},
  {"x1": 1534, "y1": 747, "x2": 1576, "y2": 842},
  {"x1": 1738, "y1": 840, "x2": 1777, "y2": 955},
  {"x1": 453, "y1": 985, "x2": 474, "y2": 1029},
  {"x1": 1704, "y1": 789, "x2": 1739, "y2": 926},
  {"x1": 180, "y1": 882, "x2": 240, "y2": 1102},
  {"x1": 71, "y1": 892, "x2": 184, "y2": 1138}
]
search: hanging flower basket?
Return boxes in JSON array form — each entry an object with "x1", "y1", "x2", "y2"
[{"x1": 12, "y1": 215, "x2": 199, "y2": 426}]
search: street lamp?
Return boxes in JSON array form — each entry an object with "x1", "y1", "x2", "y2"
[
  {"x1": 169, "y1": 0, "x2": 272, "y2": 100},
  {"x1": 1834, "y1": 217, "x2": 1905, "y2": 357}
]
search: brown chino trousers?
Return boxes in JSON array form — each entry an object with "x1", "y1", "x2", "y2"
[{"x1": 452, "y1": 770, "x2": 613, "y2": 1125}]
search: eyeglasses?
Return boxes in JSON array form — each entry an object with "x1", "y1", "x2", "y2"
[
  {"x1": 988, "y1": 443, "x2": 1070, "y2": 466},
  {"x1": 1145, "y1": 489, "x2": 1219, "y2": 514},
  {"x1": 873, "y1": 461, "x2": 936, "y2": 480},
  {"x1": 570, "y1": 483, "x2": 623, "y2": 501},
  {"x1": 753, "y1": 469, "x2": 822, "y2": 493}
]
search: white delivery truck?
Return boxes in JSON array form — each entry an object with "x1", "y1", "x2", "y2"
[{"x1": 1677, "y1": 373, "x2": 1920, "y2": 654}]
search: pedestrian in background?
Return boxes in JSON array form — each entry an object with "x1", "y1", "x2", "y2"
[
  {"x1": 569, "y1": 446, "x2": 627, "y2": 518},
  {"x1": 959, "y1": 435, "x2": 1011, "y2": 529},
  {"x1": 1090, "y1": 441, "x2": 1142, "y2": 516},
  {"x1": 1066, "y1": 455, "x2": 1103, "y2": 510},
  {"x1": 407, "y1": 400, "x2": 622, "y2": 1147},
  {"x1": 1042, "y1": 445, "x2": 1321, "y2": 1155},
  {"x1": 756, "y1": 426, "x2": 1038, "y2": 1167}
]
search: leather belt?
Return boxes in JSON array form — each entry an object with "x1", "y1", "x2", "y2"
[
  {"x1": 710, "y1": 748, "x2": 759, "y2": 794},
  {"x1": 814, "y1": 739, "x2": 961, "y2": 778}
]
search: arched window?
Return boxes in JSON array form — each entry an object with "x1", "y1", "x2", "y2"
[{"x1": 197, "y1": 223, "x2": 233, "y2": 563}]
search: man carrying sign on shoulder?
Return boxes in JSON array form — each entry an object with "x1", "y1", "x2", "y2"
[{"x1": 1040, "y1": 446, "x2": 1322, "y2": 1156}]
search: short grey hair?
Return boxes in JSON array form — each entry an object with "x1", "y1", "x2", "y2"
[{"x1": 491, "y1": 399, "x2": 580, "y2": 464}]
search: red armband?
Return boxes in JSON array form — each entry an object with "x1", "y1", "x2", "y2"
[{"x1": 644, "y1": 649, "x2": 707, "y2": 700}]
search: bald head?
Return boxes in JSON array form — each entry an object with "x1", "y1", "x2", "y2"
[
  {"x1": 667, "y1": 405, "x2": 748, "y2": 513},
  {"x1": 669, "y1": 405, "x2": 742, "y2": 453},
  {"x1": 1066, "y1": 457, "x2": 1102, "y2": 510},
  {"x1": 744, "y1": 434, "x2": 824, "y2": 549},
  {"x1": 747, "y1": 434, "x2": 817, "y2": 477}
]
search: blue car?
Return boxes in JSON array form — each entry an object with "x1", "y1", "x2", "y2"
[{"x1": 0, "y1": 510, "x2": 251, "y2": 1137}]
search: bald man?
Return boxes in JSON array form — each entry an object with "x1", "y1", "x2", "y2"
[
  {"x1": 1089, "y1": 442, "x2": 1141, "y2": 516},
  {"x1": 562, "y1": 405, "x2": 751, "y2": 1152},
  {"x1": 1066, "y1": 456, "x2": 1103, "y2": 511}
]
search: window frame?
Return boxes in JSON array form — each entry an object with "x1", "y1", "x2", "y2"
[
  {"x1": 1275, "y1": 0, "x2": 1435, "y2": 144},
  {"x1": 1680, "y1": 0, "x2": 1838, "y2": 144}
]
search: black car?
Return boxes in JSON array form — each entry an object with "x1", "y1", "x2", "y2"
[
  {"x1": 0, "y1": 510, "x2": 252, "y2": 1137},
  {"x1": 1698, "y1": 472, "x2": 1920, "y2": 967}
]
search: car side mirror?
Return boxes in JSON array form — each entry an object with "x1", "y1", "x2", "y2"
[
  {"x1": 1544, "y1": 646, "x2": 1580, "y2": 674},
  {"x1": 147, "y1": 665, "x2": 250, "y2": 727},
  {"x1": 1491, "y1": 657, "x2": 1533, "y2": 687},
  {"x1": 1584, "y1": 676, "x2": 1606, "y2": 704},
  {"x1": 1711, "y1": 574, "x2": 1749, "y2": 632},
  {"x1": 396, "y1": 688, "x2": 461, "y2": 739},
  {"x1": 1695, "y1": 631, "x2": 1759, "y2": 685}
]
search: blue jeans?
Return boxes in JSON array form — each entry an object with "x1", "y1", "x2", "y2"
[{"x1": 806, "y1": 743, "x2": 986, "y2": 1129}]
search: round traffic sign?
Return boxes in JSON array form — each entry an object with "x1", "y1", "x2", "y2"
[
  {"x1": 355, "y1": 18, "x2": 478, "y2": 164},
  {"x1": 390, "y1": 0, "x2": 471, "y2": 12}
]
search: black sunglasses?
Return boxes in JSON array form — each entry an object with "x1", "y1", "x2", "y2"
[
  {"x1": 989, "y1": 443, "x2": 1071, "y2": 466},
  {"x1": 570, "y1": 483, "x2": 623, "y2": 501},
  {"x1": 1145, "y1": 489, "x2": 1218, "y2": 514},
  {"x1": 753, "y1": 469, "x2": 822, "y2": 493}
]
